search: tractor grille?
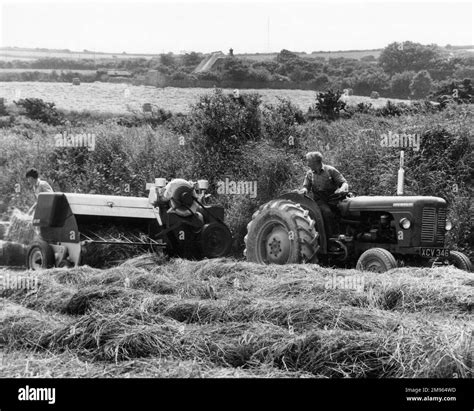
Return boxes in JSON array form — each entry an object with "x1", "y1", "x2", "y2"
[
  {"x1": 421, "y1": 207, "x2": 446, "y2": 244},
  {"x1": 436, "y1": 208, "x2": 446, "y2": 243}
]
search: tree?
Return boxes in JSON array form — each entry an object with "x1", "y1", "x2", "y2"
[
  {"x1": 276, "y1": 49, "x2": 299, "y2": 64},
  {"x1": 160, "y1": 53, "x2": 176, "y2": 67},
  {"x1": 410, "y1": 70, "x2": 433, "y2": 99},
  {"x1": 352, "y1": 68, "x2": 390, "y2": 96},
  {"x1": 183, "y1": 52, "x2": 203, "y2": 67},
  {"x1": 390, "y1": 71, "x2": 415, "y2": 99},
  {"x1": 222, "y1": 58, "x2": 251, "y2": 81},
  {"x1": 379, "y1": 42, "x2": 441, "y2": 74},
  {"x1": 312, "y1": 74, "x2": 330, "y2": 90}
]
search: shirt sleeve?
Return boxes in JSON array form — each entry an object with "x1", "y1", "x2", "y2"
[
  {"x1": 329, "y1": 167, "x2": 347, "y2": 187},
  {"x1": 38, "y1": 181, "x2": 53, "y2": 193},
  {"x1": 303, "y1": 170, "x2": 312, "y2": 191}
]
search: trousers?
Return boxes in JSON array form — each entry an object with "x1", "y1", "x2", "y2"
[{"x1": 315, "y1": 199, "x2": 336, "y2": 240}]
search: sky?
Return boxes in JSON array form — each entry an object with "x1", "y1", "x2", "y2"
[{"x1": 0, "y1": 0, "x2": 472, "y2": 54}]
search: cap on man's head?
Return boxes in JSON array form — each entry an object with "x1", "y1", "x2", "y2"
[
  {"x1": 305, "y1": 151, "x2": 323, "y2": 162},
  {"x1": 25, "y1": 168, "x2": 39, "y2": 179}
]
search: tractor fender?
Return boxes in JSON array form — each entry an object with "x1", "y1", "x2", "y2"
[{"x1": 277, "y1": 192, "x2": 327, "y2": 254}]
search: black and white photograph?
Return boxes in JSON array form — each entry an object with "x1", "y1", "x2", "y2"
[{"x1": 0, "y1": 0, "x2": 472, "y2": 408}]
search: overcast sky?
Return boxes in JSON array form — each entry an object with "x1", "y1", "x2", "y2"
[{"x1": 0, "y1": 0, "x2": 472, "y2": 54}]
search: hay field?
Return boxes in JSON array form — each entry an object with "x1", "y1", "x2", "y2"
[
  {"x1": 0, "y1": 256, "x2": 472, "y2": 378},
  {"x1": 0, "y1": 82, "x2": 411, "y2": 115},
  {"x1": 239, "y1": 50, "x2": 382, "y2": 61},
  {"x1": 0, "y1": 48, "x2": 157, "y2": 62}
]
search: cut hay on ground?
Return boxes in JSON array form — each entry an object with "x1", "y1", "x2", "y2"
[
  {"x1": 0, "y1": 257, "x2": 472, "y2": 378},
  {"x1": 0, "y1": 350, "x2": 314, "y2": 378},
  {"x1": 3, "y1": 306, "x2": 471, "y2": 377}
]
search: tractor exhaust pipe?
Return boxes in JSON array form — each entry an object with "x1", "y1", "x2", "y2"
[{"x1": 397, "y1": 150, "x2": 405, "y2": 196}]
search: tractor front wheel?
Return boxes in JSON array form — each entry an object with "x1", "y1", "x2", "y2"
[
  {"x1": 244, "y1": 199, "x2": 319, "y2": 264},
  {"x1": 356, "y1": 248, "x2": 397, "y2": 273},
  {"x1": 448, "y1": 251, "x2": 472, "y2": 272}
]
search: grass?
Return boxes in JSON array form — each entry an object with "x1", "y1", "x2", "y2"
[{"x1": 1, "y1": 255, "x2": 472, "y2": 378}]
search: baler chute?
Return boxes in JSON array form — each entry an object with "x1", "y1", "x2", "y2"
[{"x1": 27, "y1": 178, "x2": 232, "y2": 269}]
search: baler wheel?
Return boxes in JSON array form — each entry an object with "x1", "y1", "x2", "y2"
[{"x1": 26, "y1": 240, "x2": 55, "y2": 270}]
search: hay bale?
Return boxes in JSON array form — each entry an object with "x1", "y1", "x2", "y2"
[
  {"x1": 5, "y1": 210, "x2": 36, "y2": 245},
  {"x1": 0, "y1": 222, "x2": 10, "y2": 240},
  {"x1": 0, "y1": 241, "x2": 27, "y2": 267}
]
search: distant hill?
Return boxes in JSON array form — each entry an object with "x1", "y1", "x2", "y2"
[
  {"x1": 0, "y1": 47, "x2": 159, "y2": 62},
  {"x1": 1, "y1": 45, "x2": 473, "y2": 62},
  {"x1": 238, "y1": 46, "x2": 474, "y2": 61}
]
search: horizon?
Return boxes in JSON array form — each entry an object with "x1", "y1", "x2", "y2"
[
  {"x1": 1, "y1": 1, "x2": 472, "y2": 55},
  {"x1": 1, "y1": 42, "x2": 473, "y2": 57}
]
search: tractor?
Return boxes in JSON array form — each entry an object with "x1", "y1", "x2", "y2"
[
  {"x1": 25, "y1": 178, "x2": 232, "y2": 270},
  {"x1": 244, "y1": 155, "x2": 472, "y2": 273}
]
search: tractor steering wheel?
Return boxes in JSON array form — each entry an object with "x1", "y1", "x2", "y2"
[{"x1": 328, "y1": 191, "x2": 353, "y2": 203}]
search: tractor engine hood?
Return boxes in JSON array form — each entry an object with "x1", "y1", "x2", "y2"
[{"x1": 339, "y1": 195, "x2": 447, "y2": 216}]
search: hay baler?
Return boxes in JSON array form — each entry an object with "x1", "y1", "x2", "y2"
[{"x1": 27, "y1": 178, "x2": 232, "y2": 269}]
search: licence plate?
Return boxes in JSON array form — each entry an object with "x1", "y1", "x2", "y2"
[{"x1": 420, "y1": 248, "x2": 450, "y2": 258}]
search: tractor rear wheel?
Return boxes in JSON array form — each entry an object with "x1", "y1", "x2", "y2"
[
  {"x1": 356, "y1": 248, "x2": 397, "y2": 273},
  {"x1": 448, "y1": 251, "x2": 472, "y2": 272},
  {"x1": 244, "y1": 199, "x2": 319, "y2": 264},
  {"x1": 26, "y1": 240, "x2": 55, "y2": 270}
]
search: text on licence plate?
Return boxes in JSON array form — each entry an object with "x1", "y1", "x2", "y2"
[{"x1": 420, "y1": 248, "x2": 450, "y2": 258}]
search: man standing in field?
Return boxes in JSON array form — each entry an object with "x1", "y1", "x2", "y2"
[
  {"x1": 25, "y1": 168, "x2": 53, "y2": 214},
  {"x1": 302, "y1": 151, "x2": 349, "y2": 244}
]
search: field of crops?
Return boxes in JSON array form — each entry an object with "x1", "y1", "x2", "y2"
[
  {"x1": 240, "y1": 50, "x2": 383, "y2": 61},
  {"x1": 0, "y1": 255, "x2": 472, "y2": 378},
  {"x1": 0, "y1": 48, "x2": 156, "y2": 62},
  {"x1": 0, "y1": 81, "x2": 411, "y2": 115}
]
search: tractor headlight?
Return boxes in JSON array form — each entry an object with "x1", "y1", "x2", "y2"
[
  {"x1": 445, "y1": 221, "x2": 453, "y2": 231},
  {"x1": 399, "y1": 218, "x2": 411, "y2": 230}
]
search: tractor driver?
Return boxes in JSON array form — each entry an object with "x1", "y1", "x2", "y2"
[
  {"x1": 302, "y1": 151, "x2": 349, "y2": 243},
  {"x1": 25, "y1": 168, "x2": 53, "y2": 215}
]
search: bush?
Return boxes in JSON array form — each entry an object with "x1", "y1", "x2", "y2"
[
  {"x1": 431, "y1": 78, "x2": 473, "y2": 104},
  {"x1": 188, "y1": 89, "x2": 262, "y2": 180},
  {"x1": 14, "y1": 98, "x2": 64, "y2": 126},
  {"x1": 261, "y1": 98, "x2": 305, "y2": 147},
  {"x1": 375, "y1": 101, "x2": 409, "y2": 117},
  {"x1": 0, "y1": 98, "x2": 7, "y2": 116},
  {"x1": 117, "y1": 107, "x2": 173, "y2": 129},
  {"x1": 312, "y1": 89, "x2": 348, "y2": 121}
]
